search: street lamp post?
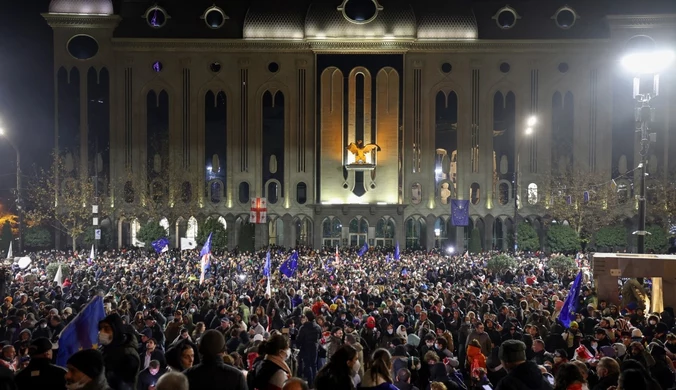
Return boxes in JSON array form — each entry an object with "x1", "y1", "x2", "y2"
[
  {"x1": 621, "y1": 47, "x2": 675, "y2": 254},
  {"x1": 0, "y1": 129, "x2": 22, "y2": 254},
  {"x1": 513, "y1": 116, "x2": 537, "y2": 252}
]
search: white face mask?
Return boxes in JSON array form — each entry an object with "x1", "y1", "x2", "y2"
[
  {"x1": 387, "y1": 329, "x2": 393, "y2": 335},
  {"x1": 351, "y1": 360, "x2": 361, "y2": 375},
  {"x1": 650, "y1": 320, "x2": 657, "y2": 325},
  {"x1": 435, "y1": 344, "x2": 442, "y2": 350},
  {"x1": 98, "y1": 332, "x2": 112, "y2": 346},
  {"x1": 591, "y1": 342, "x2": 598, "y2": 350},
  {"x1": 41, "y1": 324, "x2": 47, "y2": 329},
  {"x1": 65, "y1": 379, "x2": 88, "y2": 390}
]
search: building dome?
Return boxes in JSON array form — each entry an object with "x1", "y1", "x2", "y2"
[{"x1": 48, "y1": 0, "x2": 114, "y2": 15}]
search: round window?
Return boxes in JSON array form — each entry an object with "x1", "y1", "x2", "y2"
[
  {"x1": 268, "y1": 62, "x2": 280, "y2": 73},
  {"x1": 67, "y1": 35, "x2": 99, "y2": 60},
  {"x1": 494, "y1": 6, "x2": 519, "y2": 29},
  {"x1": 555, "y1": 7, "x2": 577, "y2": 29},
  {"x1": 210, "y1": 62, "x2": 222, "y2": 73},
  {"x1": 441, "y1": 63, "x2": 452, "y2": 73},
  {"x1": 558, "y1": 63, "x2": 569, "y2": 73},
  {"x1": 499, "y1": 62, "x2": 511, "y2": 73},
  {"x1": 145, "y1": 6, "x2": 168, "y2": 28},
  {"x1": 204, "y1": 6, "x2": 226, "y2": 29},
  {"x1": 339, "y1": 0, "x2": 382, "y2": 24},
  {"x1": 152, "y1": 61, "x2": 163, "y2": 73}
]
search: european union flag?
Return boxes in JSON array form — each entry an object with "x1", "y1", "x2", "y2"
[
  {"x1": 200, "y1": 232, "x2": 213, "y2": 258},
  {"x1": 358, "y1": 242, "x2": 369, "y2": 257},
  {"x1": 264, "y1": 250, "x2": 271, "y2": 277},
  {"x1": 56, "y1": 296, "x2": 106, "y2": 366},
  {"x1": 151, "y1": 237, "x2": 169, "y2": 253},
  {"x1": 280, "y1": 252, "x2": 298, "y2": 278},
  {"x1": 451, "y1": 199, "x2": 469, "y2": 226},
  {"x1": 558, "y1": 271, "x2": 583, "y2": 328},
  {"x1": 394, "y1": 241, "x2": 400, "y2": 261}
]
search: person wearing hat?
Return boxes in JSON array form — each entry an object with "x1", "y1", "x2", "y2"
[
  {"x1": 98, "y1": 313, "x2": 140, "y2": 390},
  {"x1": 14, "y1": 337, "x2": 66, "y2": 390},
  {"x1": 65, "y1": 349, "x2": 111, "y2": 390},
  {"x1": 495, "y1": 340, "x2": 551, "y2": 390},
  {"x1": 183, "y1": 330, "x2": 247, "y2": 390}
]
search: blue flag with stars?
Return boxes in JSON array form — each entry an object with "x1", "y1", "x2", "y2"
[
  {"x1": 451, "y1": 199, "x2": 469, "y2": 226},
  {"x1": 394, "y1": 241, "x2": 400, "y2": 260},
  {"x1": 358, "y1": 242, "x2": 369, "y2": 257},
  {"x1": 280, "y1": 252, "x2": 298, "y2": 278},
  {"x1": 56, "y1": 296, "x2": 106, "y2": 366},
  {"x1": 200, "y1": 232, "x2": 213, "y2": 258},
  {"x1": 151, "y1": 237, "x2": 169, "y2": 254}
]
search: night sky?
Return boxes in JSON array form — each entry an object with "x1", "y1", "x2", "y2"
[{"x1": 0, "y1": 0, "x2": 53, "y2": 206}]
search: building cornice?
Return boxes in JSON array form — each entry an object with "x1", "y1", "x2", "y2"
[
  {"x1": 42, "y1": 13, "x2": 121, "y2": 29},
  {"x1": 606, "y1": 14, "x2": 676, "y2": 30},
  {"x1": 111, "y1": 38, "x2": 611, "y2": 54}
]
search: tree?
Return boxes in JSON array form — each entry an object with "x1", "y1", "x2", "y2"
[
  {"x1": 468, "y1": 228, "x2": 482, "y2": 254},
  {"x1": 113, "y1": 158, "x2": 201, "y2": 228},
  {"x1": 544, "y1": 169, "x2": 619, "y2": 238},
  {"x1": 25, "y1": 155, "x2": 108, "y2": 250},
  {"x1": 46, "y1": 262, "x2": 70, "y2": 280},
  {"x1": 645, "y1": 225, "x2": 669, "y2": 254},
  {"x1": 594, "y1": 226, "x2": 627, "y2": 251},
  {"x1": 83, "y1": 226, "x2": 113, "y2": 250},
  {"x1": 516, "y1": 223, "x2": 540, "y2": 252},
  {"x1": 486, "y1": 254, "x2": 517, "y2": 276},
  {"x1": 136, "y1": 221, "x2": 168, "y2": 249},
  {"x1": 547, "y1": 224, "x2": 580, "y2": 253},
  {"x1": 197, "y1": 218, "x2": 228, "y2": 252},
  {"x1": 24, "y1": 226, "x2": 52, "y2": 249},
  {"x1": 548, "y1": 255, "x2": 577, "y2": 277},
  {"x1": 0, "y1": 221, "x2": 12, "y2": 251}
]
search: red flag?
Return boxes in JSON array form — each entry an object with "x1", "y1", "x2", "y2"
[{"x1": 335, "y1": 246, "x2": 340, "y2": 265}]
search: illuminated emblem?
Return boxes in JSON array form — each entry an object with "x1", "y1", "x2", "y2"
[{"x1": 346, "y1": 140, "x2": 381, "y2": 164}]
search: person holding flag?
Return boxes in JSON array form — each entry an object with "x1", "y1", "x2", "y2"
[
  {"x1": 151, "y1": 237, "x2": 170, "y2": 254},
  {"x1": 394, "y1": 241, "x2": 400, "y2": 261},
  {"x1": 200, "y1": 233, "x2": 213, "y2": 285}
]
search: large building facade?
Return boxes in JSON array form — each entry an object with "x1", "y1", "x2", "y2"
[{"x1": 44, "y1": 0, "x2": 676, "y2": 250}]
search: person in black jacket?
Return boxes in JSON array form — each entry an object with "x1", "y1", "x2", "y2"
[
  {"x1": 591, "y1": 357, "x2": 618, "y2": 390},
  {"x1": 184, "y1": 330, "x2": 246, "y2": 390},
  {"x1": 98, "y1": 313, "x2": 141, "y2": 390},
  {"x1": 137, "y1": 360, "x2": 165, "y2": 390},
  {"x1": 314, "y1": 345, "x2": 358, "y2": 390},
  {"x1": 14, "y1": 337, "x2": 66, "y2": 390},
  {"x1": 296, "y1": 311, "x2": 321, "y2": 385},
  {"x1": 495, "y1": 340, "x2": 552, "y2": 390},
  {"x1": 140, "y1": 338, "x2": 166, "y2": 371}
]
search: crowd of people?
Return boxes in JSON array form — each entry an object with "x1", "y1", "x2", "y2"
[{"x1": 0, "y1": 245, "x2": 668, "y2": 390}]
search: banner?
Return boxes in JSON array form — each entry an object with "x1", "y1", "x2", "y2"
[
  {"x1": 180, "y1": 238, "x2": 197, "y2": 251},
  {"x1": 451, "y1": 199, "x2": 470, "y2": 226},
  {"x1": 250, "y1": 197, "x2": 268, "y2": 224}
]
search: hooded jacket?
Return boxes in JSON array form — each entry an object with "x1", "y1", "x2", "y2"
[
  {"x1": 495, "y1": 361, "x2": 552, "y2": 390},
  {"x1": 98, "y1": 313, "x2": 140, "y2": 390}
]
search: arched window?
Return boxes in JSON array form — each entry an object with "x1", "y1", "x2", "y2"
[
  {"x1": 210, "y1": 181, "x2": 222, "y2": 203},
  {"x1": 238, "y1": 182, "x2": 250, "y2": 204},
  {"x1": 349, "y1": 217, "x2": 368, "y2": 247},
  {"x1": 124, "y1": 181, "x2": 134, "y2": 203},
  {"x1": 268, "y1": 182, "x2": 279, "y2": 204},
  {"x1": 405, "y1": 217, "x2": 424, "y2": 250},
  {"x1": 528, "y1": 183, "x2": 538, "y2": 205},
  {"x1": 434, "y1": 217, "x2": 448, "y2": 248},
  {"x1": 296, "y1": 182, "x2": 307, "y2": 204},
  {"x1": 180, "y1": 182, "x2": 192, "y2": 203},
  {"x1": 322, "y1": 217, "x2": 342, "y2": 247},
  {"x1": 470, "y1": 183, "x2": 481, "y2": 205},
  {"x1": 498, "y1": 183, "x2": 509, "y2": 205},
  {"x1": 187, "y1": 216, "x2": 198, "y2": 240},
  {"x1": 411, "y1": 183, "x2": 422, "y2": 204},
  {"x1": 375, "y1": 217, "x2": 395, "y2": 247}
]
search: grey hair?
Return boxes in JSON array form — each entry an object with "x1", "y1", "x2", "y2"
[{"x1": 156, "y1": 371, "x2": 189, "y2": 390}]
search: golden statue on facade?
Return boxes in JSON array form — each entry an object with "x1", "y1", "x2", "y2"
[{"x1": 346, "y1": 140, "x2": 381, "y2": 164}]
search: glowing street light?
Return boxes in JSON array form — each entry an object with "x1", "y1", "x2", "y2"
[
  {"x1": 527, "y1": 116, "x2": 537, "y2": 127},
  {"x1": 514, "y1": 117, "x2": 537, "y2": 252}
]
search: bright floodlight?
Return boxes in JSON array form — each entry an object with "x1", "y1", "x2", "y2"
[
  {"x1": 0, "y1": 128, "x2": 4, "y2": 136},
  {"x1": 621, "y1": 50, "x2": 676, "y2": 74},
  {"x1": 447, "y1": 246, "x2": 455, "y2": 254},
  {"x1": 525, "y1": 127, "x2": 533, "y2": 135},
  {"x1": 238, "y1": 274, "x2": 246, "y2": 281},
  {"x1": 435, "y1": 168, "x2": 442, "y2": 175},
  {"x1": 527, "y1": 116, "x2": 537, "y2": 126}
]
